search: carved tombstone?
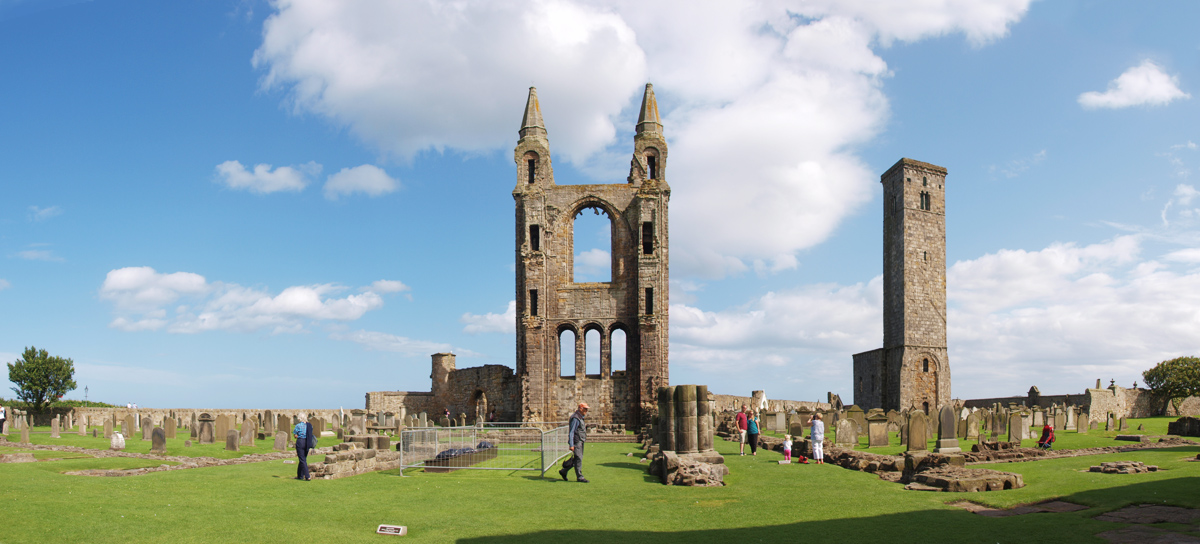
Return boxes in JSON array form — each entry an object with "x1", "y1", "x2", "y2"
[
  {"x1": 1007, "y1": 412, "x2": 1024, "y2": 444},
  {"x1": 273, "y1": 431, "x2": 287, "y2": 451},
  {"x1": 197, "y1": 413, "x2": 215, "y2": 444},
  {"x1": 110, "y1": 432, "x2": 125, "y2": 451},
  {"x1": 905, "y1": 411, "x2": 927, "y2": 451},
  {"x1": 966, "y1": 410, "x2": 982, "y2": 440},
  {"x1": 1053, "y1": 411, "x2": 1066, "y2": 432},
  {"x1": 277, "y1": 415, "x2": 290, "y2": 437},
  {"x1": 934, "y1": 405, "x2": 961, "y2": 453},
  {"x1": 226, "y1": 429, "x2": 239, "y2": 452},
  {"x1": 103, "y1": 420, "x2": 113, "y2": 438},
  {"x1": 866, "y1": 413, "x2": 889, "y2": 447},
  {"x1": 51, "y1": 416, "x2": 60, "y2": 438},
  {"x1": 846, "y1": 405, "x2": 866, "y2": 435},
  {"x1": 142, "y1": 418, "x2": 153, "y2": 441},
  {"x1": 240, "y1": 419, "x2": 257, "y2": 447},
  {"x1": 151, "y1": 428, "x2": 167, "y2": 454},
  {"x1": 164, "y1": 417, "x2": 177, "y2": 439},
  {"x1": 835, "y1": 418, "x2": 858, "y2": 446},
  {"x1": 263, "y1": 410, "x2": 275, "y2": 435}
]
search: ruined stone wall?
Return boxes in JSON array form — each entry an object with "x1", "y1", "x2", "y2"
[
  {"x1": 70, "y1": 407, "x2": 348, "y2": 429},
  {"x1": 365, "y1": 392, "x2": 435, "y2": 418},
  {"x1": 962, "y1": 393, "x2": 1090, "y2": 409},
  {"x1": 853, "y1": 349, "x2": 884, "y2": 408},
  {"x1": 711, "y1": 394, "x2": 831, "y2": 414}
]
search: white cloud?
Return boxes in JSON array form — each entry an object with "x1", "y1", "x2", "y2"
[
  {"x1": 1078, "y1": 60, "x2": 1191, "y2": 110},
  {"x1": 27, "y1": 205, "x2": 62, "y2": 221},
  {"x1": 331, "y1": 329, "x2": 470, "y2": 357},
  {"x1": 1164, "y1": 248, "x2": 1200, "y2": 263},
  {"x1": 99, "y1": 266, "x2": 387, "y2": 334},
  {"x1": 0, "y1": 279, "x2": 10, "y2": 291},
  {"x1": 15, "y1": 249, "x2": 63, "y2": 262},
  {"x1": 323, "y1": 164, "x2": 399, "y2": 200},
  {"x1": 214, "y1": 160, "x2": 320, "y2": 194},
  {"x1": 254, "y1": 0, "x2": 1032, "y2": 278},
  {"x1": 461, "y1": 300, "x2": 516, "y2": 334},
  {"x1": 573, "y1": 249, "x2": 611, "y2": 281},
  {"x1": 366, "y1": 279, "x2": 410, "y2": 294}
]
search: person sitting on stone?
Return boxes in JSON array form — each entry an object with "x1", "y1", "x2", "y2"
[{"x1": 1037, "y1": 423, "x2": 1055, "y2": 450}]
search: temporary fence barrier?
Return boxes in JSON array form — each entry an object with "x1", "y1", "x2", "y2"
[{"x1": 397, "y1": 423, "x2": 571, "y2": 475}]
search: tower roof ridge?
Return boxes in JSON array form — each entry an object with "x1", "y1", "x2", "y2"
[{"x1": 519, "y1": 87, "x2": 547, "y2": 139}]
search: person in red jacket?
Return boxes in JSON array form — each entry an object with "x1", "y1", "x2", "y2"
[
  {"x1": 1037, "y1": 423, "x2": 1055, "y2": 450},
  {"x1": 736, "y1": 405, "x2": 749, "y2": 456}
]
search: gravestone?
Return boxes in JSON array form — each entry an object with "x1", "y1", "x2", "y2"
[
  {"x1": 20, "y1": 424, "x2": 30, "y2": 445},
  {"x1": 351, "y1": 410, "x2": 367, "y2": 434},
  {"x1": 1007, "y1": 413, "x2": 1024, "y2": 444},
  {"x1": 103, "y1": 420, "x2": 113, "y2": 438},
  {"x1": 277, "y1": 415, "x2": 290, "y2": 437},
  {"x1": 1053, "y1": 412, "x2": 1066, "y2": 432},
  {"x1": 966, "y1": 411, "x2": 982, "y2": 440},
  {"x1": 1118, "y1": 417, "x2": 1126, "y2": 431},
  {"x1": 262, "y1": 410, "x2": 274, "y2": 434},
  {"x1": 1090, "y1": 420, "x2": 1098, "y2": 431},
  {"x1": 151, "y1": 428, "x2": 167, "y2": 454},
  {"x1": 93, "y1": 429, "x2": 97, "y2": 437},
  {"x1": 225, "y1": 429, "x2": 239, "y2": 451},
  {"x1": 1106, "y1": 413, "x2": 1115, "y2": 431},
  {"x1": 439, "y1": 417, "x2": 451, "y2": 428},
  {"x1": 214, "y1": 415, "x2": 228, "y2": 442},
  {"x1": 866, "y1": 413, "x2": 889, "y2": 447},
  {"x1": 240, "y1": 420, "x2": 257, "y2": 447},
  {"x1": 956, "y1": 416, "x2": 967, "y2": 440},
  {"x1": 1065, "y1": 407, "x2": 1076, "y2": 430},
  {"x1": 185, "y1": 440, "x2": 192, "y2": 447},
  {"x1": 886, "y1": 410, "x2": 902, "y2": 433},
  {"x1": 198, "y1": 413, "x2": 215, "y2": 444},
  {"x1": 905, "y1": 411, "x2": 927, "y2": 451},
  {"x1": 142, "y1": 418, "x2": 153, "y2": 441},
  {"x1": 418, "y1": 412, "x2": 428, "y2": 428},
  {"x1": 51, "y1": 417, "x2": 60, "y2": 438},
  {"x1": 273, "y1": 431, "x2": 287, "y2": 451},
  {"x1": 834, "y1": 418, "x2": 858, "y2": 446},
  {"x1": 122, "y1": 415, "x2": 135, "y2": 438},
  {"x1": 990, "y1": 410, "x2": 1004, "y2": 437},
  {"x1": 934, "y1": 405, "x2": 961, "y2": 453},
  {"x1": 1032, "y1": 409, "x2": 1045, "y2": 427},
  {"x1": 846, "y1": 405, "x2": 866, "y2": 435},
  {"x1": 110, "y1": 432, "x2": 125, "y2": 451},
  {"x1": 164, "y1": 417, "x2": 176, "y2": 439},
  {"x1": 78, "y1": 417, "x2": 86, "y2": 436}
]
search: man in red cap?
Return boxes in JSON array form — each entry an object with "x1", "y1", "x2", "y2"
[{"x1": 560, "y1": 402, "x2": 590, "y2": 483}]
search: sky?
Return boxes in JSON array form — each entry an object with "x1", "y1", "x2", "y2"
[{"x1": 1, "y1": 0, "x2": 1198, "y2": 409}]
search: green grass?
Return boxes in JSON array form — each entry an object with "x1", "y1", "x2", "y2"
[
  {"x1": 2, "y1": 432, "x2": 1199, "y2": 543},
  {"x1": 11, "y1": 425, "x2": 336, "y2": 459}
]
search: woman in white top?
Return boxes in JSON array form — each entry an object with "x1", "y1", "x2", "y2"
[{"x1": 809, "y1": 414, "x2": 825, "y2": 464}]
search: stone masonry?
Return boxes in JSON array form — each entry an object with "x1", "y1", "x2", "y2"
[{"x1": 854, "y1": 159, "x2": 951, "y2": 414}]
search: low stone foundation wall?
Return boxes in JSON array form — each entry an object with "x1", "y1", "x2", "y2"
[{"x1": 312, "y1": 442, "x2": 400, "y2": 480}]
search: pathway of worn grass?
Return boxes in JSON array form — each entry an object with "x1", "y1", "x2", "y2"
[{"x1": 2, "y1": 432, "x2": 1198, "y2": 543}]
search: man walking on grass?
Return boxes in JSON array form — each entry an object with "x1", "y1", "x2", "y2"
[
  {"x1": 559, "y1": 402, "x2": 589, "y2": 483},
  {"x1": 737, "y1": 404, "x2": 749, "y2": 455}
]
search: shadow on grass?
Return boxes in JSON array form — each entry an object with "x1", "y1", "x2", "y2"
[
  {"x1": 597, "y1": 461, "x2": 659, "y2": 483},
  {"x1": 455, "y1": 477, "x2": 1200, "y2": 544}
]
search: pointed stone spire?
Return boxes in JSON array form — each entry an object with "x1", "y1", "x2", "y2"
[
  {"x1": 636, "y1": 83, "x2": 662, "y2": 135},
  {"x1": 519, "y1": 87, "x2": 547, "y2": 140}
]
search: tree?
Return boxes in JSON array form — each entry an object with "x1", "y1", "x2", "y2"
[
  {"x1": 1142, "y1": 356, "x2": 1200, "y2": 415},
  {"x1": 7, "y1": 347, "x2": 77, "y2": 413}
]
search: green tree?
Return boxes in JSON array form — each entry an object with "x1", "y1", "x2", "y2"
[
  {"x1": 1142, "y1": 356, "x2": 1200, "y2": 415},
  {"x1": 7, "y1": 347, "x2": 77, "y2": 413}
]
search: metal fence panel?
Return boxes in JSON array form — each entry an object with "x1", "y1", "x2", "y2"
[{"x1": 398, "y1": 423, "x2": 570, "y2": 475}]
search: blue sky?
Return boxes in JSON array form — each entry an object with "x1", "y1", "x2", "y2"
[{"x1": 1, "y1": 0, "x2": 1197, "y2": 409}]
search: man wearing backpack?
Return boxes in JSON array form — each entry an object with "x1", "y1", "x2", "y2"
[{"x1": 293, "y1": 419, "x2": 316, "y2": 481}]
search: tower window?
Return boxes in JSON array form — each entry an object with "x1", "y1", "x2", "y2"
[
  {"x1": 923, "y1": 401, "x2": 929, "y2": 414},
  {"x1": 922, "y1": 176, "x2": 928, "y2": 187},
  {"x1": 923, "y1": 358, "x2": 929, "y2": 372},
  {"x1": 529, "y1": 289, "x2": 538, "y2": 317},
  {"x1": 919, "y1": 192, "x2": 931, "y2": 211},
  {"x1": 529, "y1": 225, "x2": 540, "y2": 251},
  {"x1": 923, "y1": 251, "x2": 927, "y2": 262},
  {"x1": 642, "y1": 222, "x2": 653, "y2": 255},
  {"x1": 645, "y1": 287, "x2": 654, "y2": 315},
  {"x1": 527, "y1": 159, "x2": 536, "y2": 184},
  {"x1": 647, "y1": 156, "x2": 657, "y2": 179}
]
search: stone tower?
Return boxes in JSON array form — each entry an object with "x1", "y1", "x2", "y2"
[
  {"x1": 853, "y1": 158, "x2": 950, "y2": 413},
  {"x1": 514, "y1": 84, "x2": 670, "y2": 427}
]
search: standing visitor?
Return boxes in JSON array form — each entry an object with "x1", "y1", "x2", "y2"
[
  {"x1": 746, "y1": 410, "x2": 760, "y2": 456},
  {"x1": 736, "y1": 405, "x2": 749, "y2": 456},
  {"x1": 559, "y1": 402, "x2": 589, "y2": 483},
  {"x1": 782, "y1": 434, "x2": 793, "y2": 463},
  {"x1": 0, "y1": 403, "x2": 6, "y2": 434},
  {"x1": 293, "y1": 419, "x2": 315, "y2": 481},
  {"x1": 810, "y1": 414, "x2": 825, "y2": 464}
]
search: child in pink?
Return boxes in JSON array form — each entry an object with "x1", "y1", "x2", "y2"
[{"x1": 782, "y1": 435, "x2": 793, "y2": 462}]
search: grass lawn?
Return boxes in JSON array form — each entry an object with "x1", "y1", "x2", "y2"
[
  {"x1": 3, "y1": 431, "x2": 1199, "y2": 543},
  {"x1": 12, "y1": 425, "x2": 336, "y2": 459}
]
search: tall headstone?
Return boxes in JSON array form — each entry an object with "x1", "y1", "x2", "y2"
[
  {"x1": 122, "y1": 415, "x2": 135, "y2": 438},
  {"x1": 1106, "y1": 413, "x2": 1115, "y2": 431},
  {"x1": 835, "y1": 418, "x2": 858, "y2": 446},
  {"x1": 214, "y1": 415, "x2": 228, "y2": 442},
  {"x1": 141, "y1": 418, "x2": 153, "y2": 441},
  {"x1": 1007, "y1": 412, "x2": 1023, "y2": 444},
  {"x1": 905, "y1": 411, "x2": 927, "y2": 451},
  {"x1": 240, "y1": 420, "x2": 257, "y2": 447},
  {"x1": 846, "y1": 405, "x2": 866, "y2": 435},
  {"x1": 866, "y1": 413, "x2": 889, "y2": 447},
  {"x1": 418, "y1": 412, "x2": 428, "y2": 428},
  {"x1": 934, "y1": 405, "x2": 961, "y2": 453},
  {"x1": 164, "y1": 417, "x2": 177, "y2": 439},
  {"x1": 151, "y1": 428, "x2": 167, "y2": 454},
  {"x1": 198, "y1": 413, "x2": 215, "y2": 444},
  {"x1": 1064, "y1": 407, "x2": 1076, "y2": 430},
  {"x1": 51, "y1": 416, "x2": 60, "y2": 438},
  {"x1": 263, "y1": 410, "x2": 275, "y2": 434},
  {"x1": 103, "y1": 420, "x2": 113, "y2": 438},
  {"x1": 226, "y1": 429, "x2": 239, "y2": 452},
  {"x1": 273, "y1": 431, "x2": 287, "y2": 451},
  {"x1": 78, "y1": 417, "x2": 86, "y2": 436},
  {"x1": 965, "y1": 411, "x2": 982, "y2": 440},
  {"x1": 110, "y1": 432, "x2": 125, "y2": 451},
  {"x1": 1053, "y1": 411, "x2": 1066, "y2": 432},
  {"x1": 20, "y1": 424, "x2": 30, "y2": 445}
]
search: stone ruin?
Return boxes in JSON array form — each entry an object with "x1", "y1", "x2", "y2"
[
  {"x1": 644, "y1": 385, "x2": 726, "y2": 486},
  {"x1": 1089, "y1": 461, "x2": 1158, "y2": 474}
]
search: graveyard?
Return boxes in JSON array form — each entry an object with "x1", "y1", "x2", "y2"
[{"x1": 2, "y1": 413, "x2": 1199, "y2": 543}]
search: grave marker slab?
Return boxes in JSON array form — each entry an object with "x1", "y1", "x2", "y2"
[
  {"x1": 934, "y1": 405, "x2": 961, "y2": 453},
  {"x1": 273, "y1": 431, "x2": 287, "y2": 451},
  {"x1": 905, "y1": 411, "x2": 927, "y2": 451},
  {"x1": 226, "y1": 429, "x2": 239, "y2": 451},
  {"x1": 110, "y1": 432, "x2": 125, "y2": 451},
  {"x1": 834, "y1": 418, "x2": 858, "y2": 446},
  {"x1": 151, "y1": 428, "x2": 167, "y2": 454}
]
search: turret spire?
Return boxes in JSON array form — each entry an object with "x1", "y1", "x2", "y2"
[
  {"x1": 519, "y1": 87, "x2": 547, "y2": 140},
  {"x1": 636, "y1": 83, "x2": 662, "y2": 135}
]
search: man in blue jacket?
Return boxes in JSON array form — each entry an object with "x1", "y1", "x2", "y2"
[
  {"x1": 294, "y1": 419, "x2": 316, "y2": 481},
  {"x1": 559, "y1": 402, "x2": 589, "y2": 483}
]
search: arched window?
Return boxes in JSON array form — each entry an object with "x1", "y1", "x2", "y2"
[
  {"x1": 922, "y1": 176, "x2": 928, "y2": 187},
  {"x1": 585, "y1": 328, "x2": 600, "y2": 375},
  {"x1": 573, "y1": 206, "x2": 612, "y2": 283},
  {"x1": 923, "y1": 359, "x2": 929, "y2": 373},
  {"x1": 922, "y1": 401, "x2": 930, "y2": 415},
  {"x1": 560, "y1": 329, "x2": 576, "y2": 377},
  {"x1": 610, "y1": 328, "x2": 627, "y2": 373}
]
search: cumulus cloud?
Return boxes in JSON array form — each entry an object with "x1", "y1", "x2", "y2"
[
  {"x1": 323, "y1": 164, "x2": 399, "y2": 200},
  {"x1": 27, "y1": 205, "x2": 62, "y2": 221},
  {"x1": 254, "y1": 0, "x2": 1032, "y2": 278},
  {"x1": 461, "y1": 300, "x2": 516, "y2": 334},
  {"x1": 1078, "y1": 60, "x2": 1191, "y2": 110},
  {"x1": 365, "y1": 279, "x2": 410, "y2": 294},
  {"x1": 214, "y1": 160, "x2": 321, "y2": 193},
  {"x1": 573, "y1": 249, "x2": 611, "y2": 282},
  {"x1": 99, "y1": 266, "x2": 406, "y2": 334}
]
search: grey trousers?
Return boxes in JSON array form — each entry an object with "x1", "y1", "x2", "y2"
[{"x1": 562, "y1": 443, "x2": 585, "y2": 478}]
